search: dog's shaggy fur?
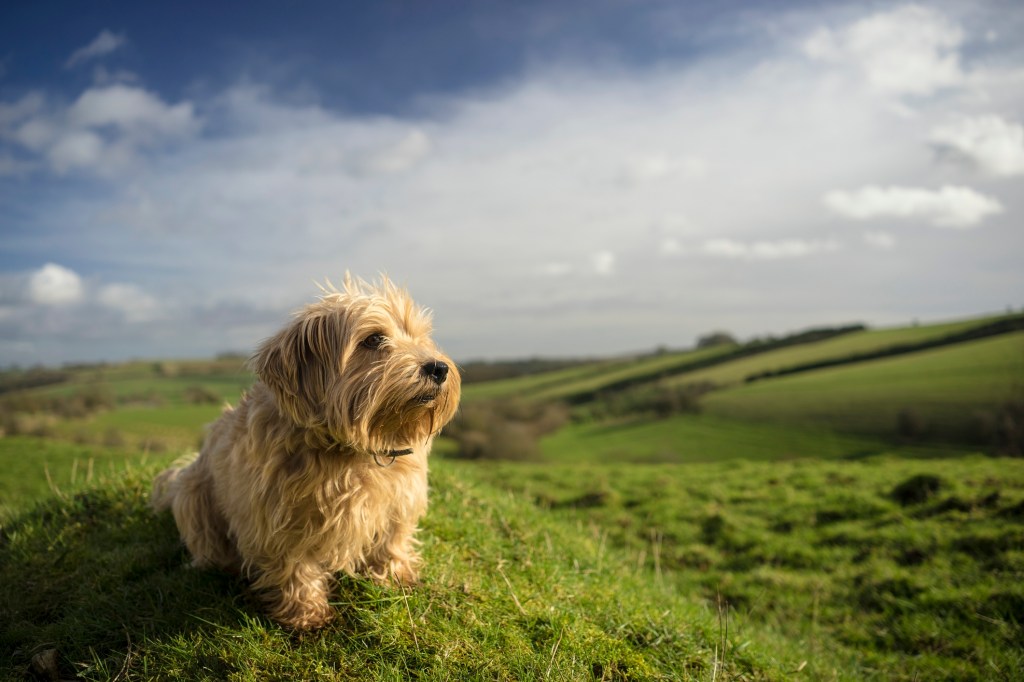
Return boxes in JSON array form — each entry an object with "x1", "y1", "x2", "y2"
[{"x1": 151, "y1": 276, "x2": 460, "y2": 629}]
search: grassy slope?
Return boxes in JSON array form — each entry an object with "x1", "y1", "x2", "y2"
[
  {"x1": 538, "y1": 415, "x2": 977, "y2": 464},
  {"x1": 665, "y1": 316, "x2": 1002, "y2": 390},
  {"x1": 471, "y1": 456, "x2": 1024, "y2": 682},
  {"x1": 1, "y1": 460, "x2": 781, "y2": 681},
  {"x1": 30, "y1": 360, "x2": 252, "y2": 404},
  {"x1": 22, "y1": 361, "x2": 254, "y2": 451},
  {"x1": 465, "y1": 313, "x2": 1014, "y2": 405},
  {"x1": 703, "y1": 331, "x2": 1024, "y2": 439},
  {"x1": 53, "y1": 404, "x2": 226, "y2": 452},
  {"x1": 3, "y1": 313, "x2": 1022, "y2": 679},
  {"x1": 463, "y1": 346, "x2": 734, "y2": 402},
  {"x1": 0, "y1": 437, "x2": 148, "y2": 520}
]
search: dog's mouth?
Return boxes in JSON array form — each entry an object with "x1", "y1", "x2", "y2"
[{"x1": 411, "y1": 391, "x2": 439, "y2": 405}]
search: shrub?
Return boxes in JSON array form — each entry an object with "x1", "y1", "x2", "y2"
[
  {"x1": 995, "y1": 397, "x2": 1024, "y2": 457},
  {"x1": 183, "y1": 385, "x2": 222, "y2": 405},
  {"x1": 590, "y1": 382, "x2": 715, "y2": 421},
  {"x1": 446, "y1": 399, "x2": 568, "y2": 460},
  {"x1": 154, "y1": 362, "x2": 180, "y2": 377},
  {"x1": 0, "y1": 366, "x2": 70, "y2": 394},
  {"x1": 696, "y1": 331, "x2": 738, "y2": 349},
  {"x1": 896, "y1": 407, "x2": 928, "y2": 441},
  {"x1": 102, "y1": 428, "x2": 126, "y2": 448},
  {"x1": 891, "y1": 474, "x2": 944, "y2": 506},
  {"x1": 1, "y1": 383, "x2": 115, "y2": 422}
]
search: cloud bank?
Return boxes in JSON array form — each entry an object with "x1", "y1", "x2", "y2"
[
  {"x1": 2, "y1": 4, "x2": 1023, "y2": 364},
  {"x1": 823, "y1": 185, "x2": 1004, "y2": 227}
]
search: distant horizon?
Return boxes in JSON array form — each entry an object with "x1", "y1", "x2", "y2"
[
  {"x1": 7, "y1": 306, "x2": 1017, "y2": 370},
  {"x1": 2, "y1": 1, "x2": 1023, "y2": 366}
]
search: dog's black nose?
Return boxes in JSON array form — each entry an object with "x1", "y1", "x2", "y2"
[{"x1": 422, "y1": 360, "x2": 449, "y2": 384}]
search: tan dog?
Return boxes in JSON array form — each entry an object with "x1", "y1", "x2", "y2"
[{"x1": 152, "y1": 276, "x2": 460, "y2": 629}]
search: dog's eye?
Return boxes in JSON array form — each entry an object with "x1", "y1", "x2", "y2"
[{"x1": 361, "y1": 333, "x2": 387, "y2": 350}]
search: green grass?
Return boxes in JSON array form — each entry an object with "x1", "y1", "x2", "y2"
[
  {"x1": 1, "y1": 460, "x2": 781, "y2": 681},
  {"x1": 470, "y1": 456, "x2": 1024, "y2": 681},
  {"x1": 28, "y1": 359, "x2": 252, "y2": 404},
  {"x1": 465, "y1": 312, "x2": 1018, "y2": 405},
  {"x1": 665, "y1": 315, "x2": 1014, "y2": 390},
  {"x1": 52, "y1": 404, "x2": 226, "y2": 452},
  {"x1": 463, "y1": 345, "x2": 735, "y2": 402},
  {"x1": 3, "y1": 313, "x2": 1023, "y2": 680},
  {"x1": 539, "y1": 414, "x2": 976, "y2": 464},
  {"x1": 0, "y1": 437, "x2": 148, "y2": 520},
  {"x1": 703, "y1": 331, "x2": 1024, "y2": 440}
]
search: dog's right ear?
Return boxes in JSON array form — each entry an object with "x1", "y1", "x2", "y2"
[{"x1": 249, "y1": 312, "x2": 342, "y2": 427}]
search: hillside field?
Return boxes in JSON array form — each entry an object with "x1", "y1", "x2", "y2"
[{"x1": 2, "y1": 311, "x2": 1023, "y2": 680}]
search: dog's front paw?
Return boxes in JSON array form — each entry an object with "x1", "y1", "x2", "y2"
[
  {"x1": 368, "y1": 559, "x2": 420, "y2": 587},
  {"x1": 270, "y1": 597, "x2": 335, "y2": 631},
  {"x1": 257, "y1": 569, "x2": 335, "y2": 630},
  {"x1": 389, "y1": 561, "x2": 420, "y2": 587}
]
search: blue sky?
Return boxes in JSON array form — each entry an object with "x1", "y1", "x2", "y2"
[{"x1": 1, "y1": 1, "x2": 1023, "y2": 365}]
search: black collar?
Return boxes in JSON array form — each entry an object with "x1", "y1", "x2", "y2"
[{"x1": 372, "y1": 448, "x2": 414, "y2": 467}]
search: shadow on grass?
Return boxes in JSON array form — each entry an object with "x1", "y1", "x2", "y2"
[
  {"x1": 0, "y1": 473, "x2": 463, "y2": 680},
  {"x1": 0, "y1": 477, "x2": 262, "y2": 679}
]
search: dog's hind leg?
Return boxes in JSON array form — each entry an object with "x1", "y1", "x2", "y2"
[{"x1": 153, "y1": 459, "x2": 240, "y2": 572}]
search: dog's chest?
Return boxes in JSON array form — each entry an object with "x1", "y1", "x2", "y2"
[{"x1": 280, "y1": 458, "x2": 426, "y2": 561}]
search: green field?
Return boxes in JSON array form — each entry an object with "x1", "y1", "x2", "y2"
[
  {"x1": 0, "y1": 437, "x2": 145, "y2": 520},
  {"x1": 469, "y1": 456, "x2": 1024, "y2": 681},
  {"x1": 539, "y1": 414, "x2": 978, "y2": 464},
  {"x1": 665, "y1": 315, "x2": 1017, "y2": 389},
  {"x1": 466, "y1": 312, "x2": 1020, "y2": 406},
  {"x1": 52, "y1": 404, "x2": 226, "y2": 451},
  {"x1": 2, "y1": 311, "x2": 1023, "y2": 680},
  {"x1": 703, "y1": 331, "x2": 1024, "y2": 440},
  {"x1": 2, "y1": 459, "x2": 779, "y2": 681},
  {"x1": 464, "y1": 344, "x2": 734, "y2": 402}
]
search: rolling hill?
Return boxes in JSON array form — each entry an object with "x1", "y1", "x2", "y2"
[{"x1": 2, "y1": 310, "x2": 1023, "y2": 680}]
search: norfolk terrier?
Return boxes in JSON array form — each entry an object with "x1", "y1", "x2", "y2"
[{"x1": 152, "y1": 276, "x2": 461, "y2": 629}]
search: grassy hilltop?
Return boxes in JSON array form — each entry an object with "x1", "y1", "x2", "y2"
[{"x1": 2, "y1": 311, "x2": 1023, "y2": 680}]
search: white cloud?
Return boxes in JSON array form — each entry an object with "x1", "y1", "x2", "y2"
[
  {"x1": 0, "y1": 84, "x2": 199, "y2": 176},
  {"x1": 68, "y1": 85, "x2": 198, "y2": 137},
  {"x1": 618, "y1": 154, "x2": 705, "y2": 186},
  {"x1": 803, "y1": 5, "x2": 964, "y2": 96},
  {"x1": 701, "y1": 238, "x2": 840, "y2": 260},
  {"x1": 12, "y1": 118, "x2": 56, "y2": 151},
  {"x1": 930, "y1": 115, "x2": 1024, "y2": 176},
  {"x1": 28, "y1": 263, "x2": 84, "y2": 305},
  {"x1": 540, "y1": 262, "x2": 572, "y2": 277},
  {"x1": 98, "y1": 283, "x2": 161, "y2": 322},
  {"x1": 65, "y1": 30, "x2": 127, "y2": 69},
  {"x1": 361, "y1": 129, "x2": 432, "y2": 174},
  {"x1": 0, "y1": 92, "x2": 45, "y2": 129},
  {"x1": 863, "y1": 231, "x2": 897, "y2": 250},
  {"x1": 48, "y1": 130, "x2": 104, "y2": 173},
  {"x1": 823, "y1": 185, "x2": 1003, "y2": 228},
  {"x1": 659, "y1": 237, "x2": 685, "y2": 256},
  {"x1": 591, "y1": 250, "x2": 615, "y2": 275}
]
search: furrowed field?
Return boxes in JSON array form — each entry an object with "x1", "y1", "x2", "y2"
[{"x1": 2, "y1": 312, "x2": 1023, "y2": 680}]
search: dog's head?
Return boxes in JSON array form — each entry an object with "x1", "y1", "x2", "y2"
[{"x1": 250, "y1": 275, "x2": 461, "y2": 455}]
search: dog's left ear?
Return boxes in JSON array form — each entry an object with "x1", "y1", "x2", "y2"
[{"x1": 250, "y1": 312, "x2": 344, "y2": 426}]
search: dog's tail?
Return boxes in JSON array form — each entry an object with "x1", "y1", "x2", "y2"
[{"x1": 150, "y1": 452, "x2": 199, "y2": 511}]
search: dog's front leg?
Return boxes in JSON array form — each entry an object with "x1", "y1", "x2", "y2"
[
  {"x1": 253, "y1": 558, "x2": 334, "y2": 630},
  {"x1": 366, "y1": 519, "x2": 422, "y2": 586}
]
